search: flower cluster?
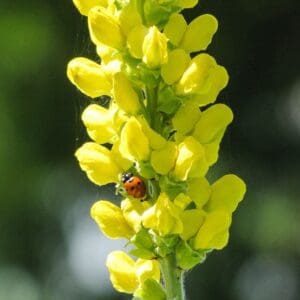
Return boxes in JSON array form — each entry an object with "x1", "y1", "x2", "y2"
[{"x1": 67, "y1": 0, "x2": 246, "y2": 298}]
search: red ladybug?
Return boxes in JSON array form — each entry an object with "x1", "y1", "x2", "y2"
[{"x1": 122, "y1": 173, "x2": 146, "y2": 199}]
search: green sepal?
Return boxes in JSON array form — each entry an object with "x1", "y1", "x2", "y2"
[
  {"x1": 159, "y1": 176, "x2": 188, "y2": 199},
  {"x1": 175, "y1": 240, "x2": 208, "y2": 270},
  {"x1": 134, "y1": 278, "x2": 167, "y2": 300},
  {"x1": 129, "y1": 247, "x2": 156, "y2": 259},
  {"x1": 138, "y1": 64, "x2": 161, "y2": 87},
  {"x1": 157, "y1": 86, "x2": 182, "y2": 115},
  {"x1": 153, "y1": 234, "x2": 179, "y2": 257},
  {"x1": 136, "y1": 161, "x2": 157, "y2": 179},
  {"x1": 131, "y1": 227, "x2": 154, "y2": 250}
]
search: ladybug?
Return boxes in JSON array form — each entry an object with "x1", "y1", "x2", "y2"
[{"x1": 122, "y1": 173, "x2": 146, "y2": 199}]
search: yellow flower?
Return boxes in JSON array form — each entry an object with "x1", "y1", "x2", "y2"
[
  {"x1": 205, "y1": 174, "x2": 246, "y2": 213},
  {"x1": 192, "y1": 104, "x2": 233, "y2": 144},
  {"x1": 113, "y1": 72, "x2": 141, "y2": 115},
  {"x1": 81, "y1": 104, "x2": 122, "y2": 144},
  {"x1": 91, "y1": 201, "x2": 134, "y2": 239},
  {"x1": 66, "y1": 57, "x2": 112, "y2": 98},
  {"x1": 173, "y1": 193, "x2": 192, "y2": 210},
  {"x1": 180, "y1": 209, "x2": 206, "y2": 240},
  {"x1": 171, "y1": 136, "x2": 208, "y2": 181},
  {"x1": 75, "y1": 142, "x2": 122, "y2": 185},
  {"x1": 88, "y1": 6, "x2": 125, "y2": 49},
  {"x1": 127, "y1": 24, "x2": 149, "y2": 59},
  {"x1": 111, "y1": 140, "x2": 133, "y2": 171},
  {"x1": 121, "y1": 198, "x2": 151, "y2": 232},
  {"x1": 72, "y1": 0, "x2": 108, "y2": 16},
  {"x1": 143, "y1": 192, "x2": 183, "y2": 236},
  {"x1": 119, "y1": 117, "x2": 150, "y2": 161},
  {"x1": 106, "y1": 251, "x2": 160, "y2": 293},
  {"x1": 118, "y1": 3, "x2": 142, "y2": 36},
  {"x1": 186, "y1": 177, "x2": 211, "y2": 208},
  {"x1": 192, "y1": 211, "x2": 232, "y2": 250},
  {"x1": 142, "y1": 26, "x2": 168, "y2": 69},
  {"x1": 163, "y1": 13, "x2": 187, "y2": 46},
  {"x1": 175, "y1": 53, "x2": 229, "y2": 106},
  {"x1": 161, "y1": 49, "x2": 190, "y2": 85},
  {"x1": 179, "y1": 14, "x2": 218, "y2": 53},
  {"x1": 150, "y1": 141, "x2": 177, "y2": 175}
]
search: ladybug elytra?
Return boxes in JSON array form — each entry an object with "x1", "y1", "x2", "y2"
[{"x1": 122, "y1": 173, "x2": 146, "y2": 199}]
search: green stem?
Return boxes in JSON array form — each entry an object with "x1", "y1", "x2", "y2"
[
  {"x1": 159, "y1": 254, "x2": 185, "y2": 300},
  {"x1": 146, "y1": 85, "x2": 159, "y2": 131}
]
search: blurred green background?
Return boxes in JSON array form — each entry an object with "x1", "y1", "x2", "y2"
[{"x1": 0, "y1": 0, "x2": 299, "y2": 299}]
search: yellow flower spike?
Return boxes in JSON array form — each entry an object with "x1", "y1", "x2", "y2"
[
  {"x1": 161, "y1": 49, "x2": 191, "y2": 85},
  {"x1": 205, "y1": 174, "x2": 246, "y2": 213},
  {"x1": 72, "y1": 0, "x2": 107, "y2": 16},
  {"x1": 75, "y1": 142, "x2": 122, "y2": 185},
  {"x1": 121, "y1": 198, "x2": 151, "y2": 232},
  {"x1": 186, "y1": 177, "x2": 211, "y2": 208},
  {"x1": 81, "y1": 104, "x2": 117, "y2": 144},
  {"x1": 106, "y1": 251, "x2": 139, "y2": 293},
  {"x1": 135, "y1": 259, "x2": 160, "y2": 283},
  {"x1": 88, "y1": 6, "x2": 125, "y2": 49},
  {"x1": 172, "y1": 101, "x2": 201, "y2": 135},
  {"x1": 192, "y1": 211, "x2": 232, "y2": 250},
  {"x1": 142, "y1": 26, "x2": 168, "y2": 69},
  {"x1": 137, "y1": 116, "x2": 167, "y2": 150},
  {"x1": 172, "y1": 136, "x2": 208, "y2": 181},
  {"x1": 175, "y1": 53, "x2": 216, "y2": 96},
  {"x1": 127, "y1": 24, "x2": 149, "y2": 59},
  {"x1": 119, "y1": 117, "x2": 150, "y2": 161},
  {"x1": 180, "y1": 209, "x2": 206, "y2": 240},
  {"x1": 67, "y1": 57, "x2": 112, "y2": 98},
  {"x1": 173, "y1": 193, "x2": 192, "y2": 210},
  {"x1": 118, "y1": 3, "x2": 142, "y2": 36},
  {"x1": 163, "y1": 13, "x2": 187, "y2": 46},
  {"x1": 180, "y1": 14, "x2": 218, "y2": 53},
  {"x1": 150, "y1": 141, "x2": 177, "y2": 175},
  {"x1": 113, "y1": 72, "x2": 141, "y2": 115},
  {"x1": 191, "y1": 65, "x2": 229, "y2": 106},
  {"x1": 91, "y1": 201, "x2": 134, "y2": 239},
  {"x1": 143, "y1": 193, "x2": 183, "y2": 236},
  {"x1": 192, "y1": 104, "x2": 233, "y2": 144},
  {"x1": 111, "y1": 140, "x2": 133, "y2": 171}
]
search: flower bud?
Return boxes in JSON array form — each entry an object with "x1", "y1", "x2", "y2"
[
  {"x1": 161, "y1": 49, "x2": 190, "y2": 85},
  {"x1": 113, "y1": 72, "x2": 141, "y2": 115},
  {"x1": 91, "y1": 201, "x2": 134, "y2": 239},
  {"x1": 67, "y1": 57, "x2": 112, "y2": 98},
  {"x1": 142, "y1": 26, "x2": 168, "y2": 69},
  {"x1": 119, "y1": 117, "x2": 150, "y2": 161},
  {"x1": 205, "y1": 174, "x2": 246, "y2": 213},
  {"x1": 192, "y1": 211, "x2": 232, "y2": 250},
  {"x1": 106, "y1": 251, "x2": 139, "y2": 293},
  {"x1": 75, "y1": 142, "x2": 122, "y2": 185},
  {"x1": 88, "y1": 6, "x2": 125, "y2": 49},
  {"x1": 163, "y1": 13, "x2": 187, "y2": 46},
  {"x1": 180, "y1": 14, "x2": 218, "y2": 53},
  {"x1": 72, "y1": 0, "x2": 107, "y2": 16}
]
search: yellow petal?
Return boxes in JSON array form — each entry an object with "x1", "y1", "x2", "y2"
[
  {"x1": 91, "y1": 201, "x2": 134, "y2": 239},
  {"x1": 127, "y1": 24, "x2": 149, "y2": 59},
  {"x1": 135, "y1": 259, "x2": 160, "y2": 283},
  {"x1": 111, "y1": 140, "x2": 133, "y2": 171},
  {"x1": 113, "y1": 72, "x2": 141, "y2": 115},
  {"x1": 150, "y1": 141, "x2": 177, "y2": 175},
  {"x1": 177, "y1": 0, "x2": 198, "y2": 8},
  {"x1": 88, "y1": 6, "x2": 125, "y2": 49},
  {"x1": 67, "y1": 57, "x2": 112, "y2": 98},
  {"x1": 118, "y1": 3, "x2": 142, "y2": 36},
  {"x1": 119, "y1": 117, "x2": 150, "y2": 161},
  {"x1": 180, "y1": 14, "x2": 218, "y2": 53},
  {"x1": 142, "y1": 26, "x2": 168, "y2": 69},
  {"x1": 161, "y1": 49, "x2": 191, "y2": 85},
  {"x1": 187, "y1": 177, "x2": 211, "y2": 208},
  {"x1": 173, "y1": 193, "x2": 192, "y2": 210},
  {"x1": 205, "y1": 174, "x2": 246, "y2": 213},
  {"x1": 163, "y1": 13, "x2": 187, "y2": 46},
  {"x1": 72, "y1": 0, "x2": 107, "y2": 16},
  {"x1": 192, "y1": 211, "x2": 232, "y2": 250},
  {"x1": 106, "y1": 251, "x2": 139, "y2": 293},
  {"x1": 192, "y1": 104, "x2": 233, "y2": 144},
  {"x1": 180, "y1": 209, "x2": 206, "y2": 240},
  {"x1": 75, "y1": 142, "x2": 122, "y2": 185}
]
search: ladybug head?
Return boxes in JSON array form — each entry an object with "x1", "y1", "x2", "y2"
[{"x1": 121, "y1": 172, "x2": 133, "y2": 183}]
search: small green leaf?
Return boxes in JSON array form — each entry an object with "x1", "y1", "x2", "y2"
[{"x1": 159, "y1": 176, "x2": 188, "y2": 199}]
